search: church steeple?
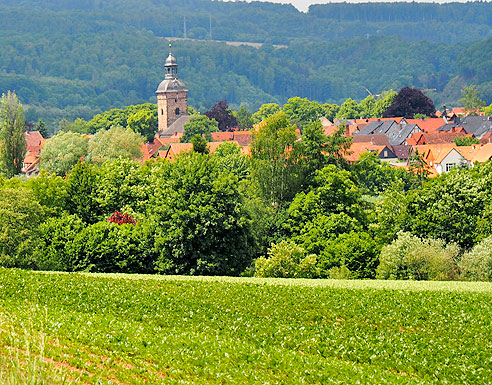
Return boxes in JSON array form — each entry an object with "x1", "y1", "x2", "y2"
[
  {"x1": 165, "y1": 44, "x2": 178, "y2": 80},
  {"x1": 156, "y1": 43, "x2": 189, "y2": 134}
]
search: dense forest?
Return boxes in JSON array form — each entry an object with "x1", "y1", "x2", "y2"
[{"x1": 0, "y1": 0, "x2": 492, "y2": 125}]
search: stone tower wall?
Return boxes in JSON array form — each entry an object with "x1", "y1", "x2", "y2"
[{"x1": 157, "y1": 91, "x2": 188, "y2": 132}]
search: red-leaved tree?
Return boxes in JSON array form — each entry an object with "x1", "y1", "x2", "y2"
[{"x1": 107, "y1": 210, "x2": 137, "y2": 225}]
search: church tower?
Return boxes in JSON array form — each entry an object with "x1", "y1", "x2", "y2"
[{"x1": 156, "y1": 45, "x2": 188, "y2": 133}]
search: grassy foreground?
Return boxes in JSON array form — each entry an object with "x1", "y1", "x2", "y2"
[{"x1": 0, "y1": 269, "x2": 491, "y2": 384}]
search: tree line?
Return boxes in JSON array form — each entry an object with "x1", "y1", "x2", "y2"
[{"x1": 3, "y1": 0, "x2": 492, "y2": 44}]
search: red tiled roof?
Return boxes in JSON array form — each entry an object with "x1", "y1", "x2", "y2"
[
  {"x1": 23, "y1": 152, "x2": 38, "y2": 165},
  {"x1": 141, "y1": 141, "x2": 162, "y2": 162},
  {"x1": 22, "y1": 151, "x2": 40, "y2": 174},
  {"x1": 406, "y1": 118, "x2": 447, "y2": 133},
  {"x1": 472, "y1": 143, "x2": 492, "y2": 163},
  {"x1": 212, "y1": 132, "x2": 234, "y2": 142},
  {"x1": 480, "y1": 132, "x2": 492, "y2": 144},
  {"x1": 25, "y1": 131, "x2": 45, "y2": 153},
  {"x1": 233, "y1": 131, "x2": 252, "y2": 146},
  {"x1": 345, "y1": 143, "x2": 386, "y2": 162}
]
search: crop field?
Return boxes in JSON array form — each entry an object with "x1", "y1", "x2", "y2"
[{"x1": 0, "y1": 269, "x2": 491, "y2": 384}]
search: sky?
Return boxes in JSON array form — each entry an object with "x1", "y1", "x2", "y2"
[{"x1": 223, "y1": 0, "x2": 470, "y2": 13}]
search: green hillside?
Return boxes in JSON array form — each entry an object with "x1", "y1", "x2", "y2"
[
  {"x1": 0, "y1": 0, "x2": 492, "y2": 124},
  {"x1": 1, "y1": 269, "x2": 491, "y2": 383}
]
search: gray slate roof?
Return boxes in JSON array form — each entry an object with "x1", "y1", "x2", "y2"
[
  {"x1": 156, "y1": 78, "x2": 188, "y2": 93},
  {"x1": 357, "y1": 121, "x2": 386, "y2": 135},
  {"x1": 385, "y1": 124, "x2": 420, "y2": 146},
  {"x1": 438, "y1": 123, "x2": 461, "y2": 132},
  {"x1": 158, "y1": 115, "x2": 191, "y2": 138},
  {"x1": 356, "y1": 121, "x2": 420, "y2": 146},
  {"x1": 458, "y1": 116, "x2": 492, "y2": 138}
]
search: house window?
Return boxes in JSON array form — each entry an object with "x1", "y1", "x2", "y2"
[
  {"x1": 445, "y1": 163, "x2": 456, "y2": 172},
  {"x1": 175, "y1": 108, "x2": 180, "y2": 115},
  {"x1": 383, "y1": 150, "x2": 388, "y2": 158}
]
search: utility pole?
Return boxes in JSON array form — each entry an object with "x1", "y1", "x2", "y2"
[{"x1": 209, "y1": 14, "x2": 212, "y2": 40}]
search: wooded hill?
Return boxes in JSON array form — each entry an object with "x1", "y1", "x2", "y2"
[{"x1": 0, "y1": 0, "x2": 491, "y2": 124}]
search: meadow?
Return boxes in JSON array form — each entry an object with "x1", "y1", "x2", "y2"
[{"x1": 0, "y1": 268, "x2": 491, "y2": 384}]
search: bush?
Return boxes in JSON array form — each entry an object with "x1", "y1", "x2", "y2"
[
  {"x1": 327, "y1": 265, "x2": 355, "y2": 279},
  {"x1": 377, "y1": 231, "x2": 459, "y2": 280},
  {"x1": 254, "y1": 240, "x2": 319, "y2": 278},
  {"x1": 317, "y1": 231, "x2": 379, "y2": 279},
  {"x1": 459, "y1": 236, "x2": 492, "y2": 281},
  {"x1": 35, "y1": 214, "x2": 86, "y2": 271},
  {"x1": 69, "y1": 221, "x2": 156, "y2": 273},
  {"x1": 0, "y1": 187, "x2": 44, "y2": 268}
]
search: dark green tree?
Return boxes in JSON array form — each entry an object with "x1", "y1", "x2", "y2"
[
  {"x1": 191, "y1": 134, "x2": 209, "y2": 154},
  {"x1": 65, "y1": 161, "x2": 101, "y2": 224},
  {"x1": 151, "y1": 152, "x2": 255, "y2": 275},
  {"x1": 234, "y1": 105, "x2": 254, "y2": 130},
  {"x1": 298, "y1": 120, "x2": 329, "y2": 187},
  {"x1": 181, "y1": 115, "x2": 218, "y2": 143},
  {"x1": 0, "y1": 185, "x2": 43, "y2": 268},
  {"x1": 352, "y1": 152, "x2": 412, "y2": 194},
  {"x1": 404, "y1": 169, "x2": 487, "y2": 249},
  {"x1": 35, "y1": 119, "x2": 49, "y2": 138},
  {"x1": 324, "y1": 124, "x2": 353, "y2": 169}
]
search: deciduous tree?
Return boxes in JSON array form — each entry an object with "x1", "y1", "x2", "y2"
[
  {"x1": 233, "y1": 105, "x2": 254, "y2": 130},
  {"x1": 205, "y1": 100, "x2": 238, "y2": 132},
  {"x1": 383, "y1": 87, "x2": 436, "y2": 118},
  {"x1": 250, "y1": 111, "x2": 302, "y2": 205},
  {"x1": 0, "y1": 91, "x2": 26, "y2": 178},
  {"x1": 0, "y1": 185, "x2": 43, "y2": 268},
  {"x1": 181, "y1": 115, "x2": 218, "y2": 143},
  {"x1": 336, "y1": 98, "x2": 360, "y2": 120},
  {"x1": 88, "y1": 126, "x2": 143, "y2": 164},
  {"x1": 459, "y1": 85, "x2": 485, "y2": 115},
  {"x1": 151, "y1": 152, "x2": 255, "y2": 275},
  {"x1": 252, "y1": 103, "x2": 281, "y2": 124},
  {"x1": 40, "y1": 132, "x2": 88, "y2": 176}
]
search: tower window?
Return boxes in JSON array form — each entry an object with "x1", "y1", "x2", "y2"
[
  {"x1": 175, "y1": 108, "x2": 180, "y2": 115},
  {"x1": 175, "y1": 98, "x2": 178, "y2": 102},
  {"x1": 161, "y1": 109, "x2": 164, "y2": 115}
]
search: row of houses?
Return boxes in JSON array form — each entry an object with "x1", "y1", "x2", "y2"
[
  {"x1": 16, "y1": 112, "x2": 492, "y2": 178},
  {"x1": 336, "y1": 115, "x2": 492, "y2": 175}
]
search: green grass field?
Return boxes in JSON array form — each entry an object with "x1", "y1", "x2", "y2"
[{"x1": 0, "y1": 268, "x2": 491, "y2": 384}]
